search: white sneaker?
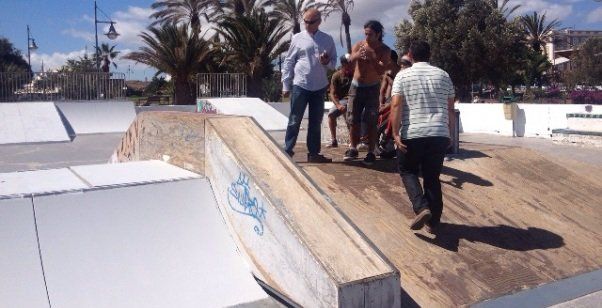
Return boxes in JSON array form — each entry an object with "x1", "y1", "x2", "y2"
[{"x1": 357, "y1": 142, "x2": 369, "y2": 152}]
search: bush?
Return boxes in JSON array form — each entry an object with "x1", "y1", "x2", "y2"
[{"x1": 570, "y1": 90, "x2": 602, "y2": 104}]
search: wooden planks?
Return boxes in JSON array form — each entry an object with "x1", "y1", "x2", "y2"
[
  {"x1": 111, "y1": 112, "x2": 209, "y2": 175},
  {"x1": 299, "y1": 142, "x2": 602, "y2": 307},
  {"x1": 205, "y1": 117, "x2": 400, "y2": 307}
]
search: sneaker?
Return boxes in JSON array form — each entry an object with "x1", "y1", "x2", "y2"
[
  {"x1": 363, "y1": 152, "x2": 376, "y2": 166},
  {"x1": 285, "y1": 150, "x2": 294, "y2": 157},
  {"x1": 326, "y1": 140, "x2": 338, "y2": 148},
  {"x1": 307, "y1": 153, "x2": 332, "y2": 163},
  {"x1": 410, "y1": 208, "x2": 432, "y2": 230},
  {"x1": 343, "y1": 148, "x2": 359, "y2": 161},
  {"x1": 357, "y1": 142, "x2": 369, "y2": 152}
]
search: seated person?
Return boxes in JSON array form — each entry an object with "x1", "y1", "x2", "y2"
[{"x1": 326, "y1": 55, "x2": 353, "y2": 147}]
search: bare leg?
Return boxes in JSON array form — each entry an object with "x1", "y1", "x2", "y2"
[{"x1": 328, "y1": 115, "x2": 337, "y2": 141}]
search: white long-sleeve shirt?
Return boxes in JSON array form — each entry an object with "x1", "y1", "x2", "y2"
[{"x1": 281, "y1": 30, "x2": 336, "y2": 92}]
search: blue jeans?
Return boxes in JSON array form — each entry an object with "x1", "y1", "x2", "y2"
[{"x1": 284, "y1": 85, "x2": 326, "y2": 155}]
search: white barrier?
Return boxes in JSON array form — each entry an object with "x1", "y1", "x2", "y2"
[
  {"x1": 0, "y1": 161, "x2": 272, "y2": 307},
  {"x1": 55, "y1": 100, "x2": 136, "y2": 135},
  {"x1": 202, "y1": 97, "x2": 288, "y2": 131},
  {"x1": 0, "y1": 102, "x2": 70, "y2": 145},
  {"x1": 456, "y1": 103, "x2": 602, "y2": 138}
]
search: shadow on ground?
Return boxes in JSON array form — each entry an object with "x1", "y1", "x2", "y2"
[{"x1": 415, "y1": 223, "x2": 564, "y2": 252}]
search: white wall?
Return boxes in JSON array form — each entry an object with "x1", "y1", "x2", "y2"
[{"x1": 456, "y1": 103, "x2": 602, "y2": 138}]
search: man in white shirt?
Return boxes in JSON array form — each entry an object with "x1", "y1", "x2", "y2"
[
  {"x1": 282, "y1": 7, "x2": 337, "y2": 163},
  {"x1": 390, "y1": 41, "x2": 455, "y2": 234}
]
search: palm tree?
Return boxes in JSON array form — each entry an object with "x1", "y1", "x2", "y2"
[
  {"x1": 271, "y1": 0, "x2": 315, "y2": 34},
  {"x1": 216, "y1": 8, "x2": 289, "y2": 97},
  {"x1": 150, "y1": 0, "x2": 220, "y2": 34},
  {"x1": 96, "y1": 43, "x2": 119, "y2": 73},
  {"x1": 315, "y1": 0, "x2": 354, "y2": 53},
  {"x1": 124, "y1": 23, "x2": 215, "y2": 104},
  {"x1": 493, "y1": 0, "x2": 520, "y2": 18},
  {"x1": 520, "y1": 11, "x2": 561, "y2": 52},
  {"x1": 219, "y1": 0, "x2": 269, "y2": 17}
]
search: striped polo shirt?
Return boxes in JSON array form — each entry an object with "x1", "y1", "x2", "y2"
[{"x1": 391, "y1": 62, "x2": 455, "y2": 139}]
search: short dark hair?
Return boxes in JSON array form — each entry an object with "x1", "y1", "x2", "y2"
[
  {"x1": 364, "y1": 20, "x2": 384, "y2": 41},
  {"x1": 390, "y1": 50, "x2": 398, "y2": 63},
  {"x1": 409, "y1": 41, "x2": 430, "y2": 62},
  {"x1": 339, "y1": 55, "x2": 349, "y2": 65}
]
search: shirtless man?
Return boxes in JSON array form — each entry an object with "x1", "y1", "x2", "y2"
[{"x1": 343, "y1": 20, "x2": 391, "y2": 165}]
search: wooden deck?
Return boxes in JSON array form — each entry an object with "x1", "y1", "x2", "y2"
[{"x1": 295, "y1": 141, "x2": 602, "y2": 307}]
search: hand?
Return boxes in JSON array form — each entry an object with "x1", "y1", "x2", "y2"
[
  {"x1": 282, "y1": 91, "x2": 290, "y2": 99},
  {"x1": 337, "y1": 104, "x2": 346, "y2": 112},
  {"x1": 394, "y1": 136, "x2": 407, "y2": 154},
  {"x1": 319, "y1": 52, "x2": 330, "y2": 65}
]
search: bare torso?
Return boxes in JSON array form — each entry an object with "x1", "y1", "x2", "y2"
[{"x1": 351, "y1": 40, "x2": 391, "y2": 84}]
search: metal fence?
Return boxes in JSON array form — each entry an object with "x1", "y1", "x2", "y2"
[
  {"x1": 196, "y1": 73, "x2": 247, "y2": 98},
  {"x1": 0, "y1": 72, "x2": 126, "y2": 102}
]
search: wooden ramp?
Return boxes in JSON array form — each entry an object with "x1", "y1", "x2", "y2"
[
  {"x1": 113, "y1": 112, "x2": 401, "y2": 307},
  {"x1": 296, "y1": 142, "x2": 602, "y2": 307}
]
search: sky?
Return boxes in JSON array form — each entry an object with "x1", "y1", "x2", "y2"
[{"x1": 0, "y1": 0, "x2": 601, "y2": 81}]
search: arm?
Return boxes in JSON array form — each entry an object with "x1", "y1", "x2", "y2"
[
  {"x1": 329, "y1": 74, "x2": 341, "y2": 106},
  {"x1": 447, "y1": 97, "x2": 455, "y2": 146},
  {"x1": 390, "y1": 94, "x2": 406, "y2": 153},
  {"x1": 379, "y1": 75, "x2": 389, "y2": 106},
  {"x1": 348, "y1": 41, "x2": 362, "y2": 63},
  {"x1": 281, "y1": 37, "x2": 298, "y2": 94}
]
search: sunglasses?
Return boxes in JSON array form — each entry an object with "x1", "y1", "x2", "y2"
[{"x1": 304, "y1": 18, "x2": 320, "y2": 25}]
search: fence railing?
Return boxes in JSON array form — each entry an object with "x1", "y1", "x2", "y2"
[
  {"x1": 196, "y1": 73, "x2": 247, "y2": 98},
  {"x1": 0, "y1": 72, "x2": 126, "y2": 102}
]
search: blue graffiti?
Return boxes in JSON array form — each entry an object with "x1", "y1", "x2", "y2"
[{"x1": 227, "y1": 172, "x2": 267, "y2": 235}]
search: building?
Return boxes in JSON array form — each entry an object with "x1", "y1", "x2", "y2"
[{"x1": 546, "y1": 29, "x2": 602, "y2": 72}]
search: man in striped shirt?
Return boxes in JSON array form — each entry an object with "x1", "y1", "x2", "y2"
[{"x1": 389, "y1": 41, "x2": 455, "y2": 233}]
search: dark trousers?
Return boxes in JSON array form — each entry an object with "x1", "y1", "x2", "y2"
[
  {"x1": 397, "y1": 137, "x2": 449, "y2": 226},
  {"x1": 284, "y1": 85, "x2": 326, "y2": 155}
]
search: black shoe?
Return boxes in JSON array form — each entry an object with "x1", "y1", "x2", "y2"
[
  {"x1": 410, "y1": 208, "x2": 432, "y2": 230},
  {"x1": 363, "y1": 152, "x2": 376, "y2": 165},
  {"x1": 285, "y1": 150, "x2": 294, "y2": 157},
  {"x1": 326, "y1": 140, "x2": 338, "y2": 148},
  {"x1": 307, "y1": 153, "x2": 332, "y2": 163},
  {"x1": 343, "y1": 148, "x2": 359, "y2": 161}
]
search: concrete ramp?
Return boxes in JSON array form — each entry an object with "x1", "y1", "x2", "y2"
[
  {"x1": 55, "y1": 100, "x2": 136, "y2": 135},
  {"x1": 203, "y1": 98, "x2": 288, "y2": 131},
  {"x1": 0, "y1": 102, "x2": 70, "y2": 145},
  {"x1": 0, "y1": 161, "x2": 274, "y2": 307},
  {"x1": 113, "y1": 112, "x2": 401, "y2": 307}
]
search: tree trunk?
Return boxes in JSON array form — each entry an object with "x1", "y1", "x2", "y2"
[
  {"x1": 174, "y1": 79, "x2": 195, "y2": 105},
  {"x1": 247, "y1": 76, "x2": 263, "y2": 98},
  {"x1": 343, "y1": 13, "x2": 352, "y2": 54}
]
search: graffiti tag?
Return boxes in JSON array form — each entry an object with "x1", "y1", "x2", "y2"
[{"x1": 227, "y1": 173, "x2": 267, "y2": 235}]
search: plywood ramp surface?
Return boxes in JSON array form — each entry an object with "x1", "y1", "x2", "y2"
[
  {"x1": 205, "y1": 117, "x2": 400, "y2": 307},
  {"x1": 299, "y1": 142, "x2": 602, "y2": 307},
  {"x1": 111, "y1": 112, "x2": 210, "y2": 175}
]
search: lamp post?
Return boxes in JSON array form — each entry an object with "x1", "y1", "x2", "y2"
[
  {"x1": 94, "y1": 0, "x2": 119, "y2": 72},
  {"x1": 27, "y1": 25, "x2": 38, "y2": 70}
]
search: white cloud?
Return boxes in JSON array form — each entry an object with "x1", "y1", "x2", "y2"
[
  {"x1": 586, "y1": 7, "x2": 602, "y2": 23},
  {"x1": 506, "y1": 0, "x2": 573, "y2": 22},
  {"x1": 317, "y1": 0, "x2": 410, "y2": 50}
]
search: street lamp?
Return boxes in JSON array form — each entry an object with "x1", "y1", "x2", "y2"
[
  {"x1": 94, "y1": 0, "x2": 119, "y2": 72},
  {"x1": 27, "y1": 25, "x2": 38, "y2": 70}
]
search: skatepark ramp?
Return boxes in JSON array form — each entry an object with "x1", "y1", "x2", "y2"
[
  {"x1": 0, "y1": 160, "x2": 275, "y2": 307},
  {"x1": 0, "y1": 102, "x2": 70, "y2": 145},
  {"x1": 0, "y1": 101, "x2": 136, "y2": 145},
  {"x1": 112, "y1": 111, "x2": 401, "y2": 307}
]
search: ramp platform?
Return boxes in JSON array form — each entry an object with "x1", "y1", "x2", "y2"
[
  {"x1": 297, "y1": 142, "x2": 602, "y2": 307},
  {"x1": 203, "y1": 97, "x2": 288, "y2": 131},
  {"x1": 55, "y1": 101, "x2": 136, "y2": 135},
  {"x1": 0, "y1": 102, "x2": 70, "y2": 145},
  {"x1": 0, "y1": 161, "x2": 274, "y2": 307}
]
